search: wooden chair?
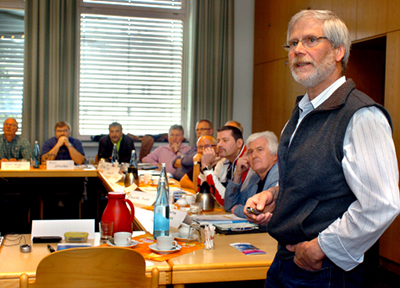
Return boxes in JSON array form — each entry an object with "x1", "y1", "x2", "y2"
[{"x1": 19, "y1": 247, "x2": 159, "y2": 288}]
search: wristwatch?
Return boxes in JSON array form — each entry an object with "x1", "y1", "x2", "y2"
[{"x1": 202, "y1": 165, "x2": 212, "y2": 172}]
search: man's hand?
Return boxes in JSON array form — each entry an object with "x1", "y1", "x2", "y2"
[
  {"x1": 243, "y1": 186, "x2": 279, "y2": 225},
  {"x1": 170, "y1": 141, "x2": 182, "y2": 153},
  {"x1": 232, "y1": 156, "x2": 250, "y2": 183},
  {"x1": 286, "y1": 238, "x2": 326, "y2": 271},
  {"x1": 193, "y1": 153, "x2": 202, "y2": 163},
  {"x1": 201, "y1": 147, "x2": 220, "y2": 167},
  {"x1": 56, "y1": 136, "x2": 70, "y2": 148}
]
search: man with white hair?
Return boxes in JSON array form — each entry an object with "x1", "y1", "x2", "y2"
[
  {"x1": 224, "y1": 131, "x2": 278, "y2": 218},
  {"x1": 244, "y1": 10, "x2": 399, "y2": 287},
  {"x1": 0, "y1": 118, "x2": 31, "y2": 162}
]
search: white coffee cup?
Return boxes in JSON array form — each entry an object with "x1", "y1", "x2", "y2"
[
  {"x1": 185, "y1": 195, "x2": 195, "y2": 205},
  {"x1": 178, "y1": 223, "x2": 191, "y2": 238},
  {"x1": 114, "y1": 232, "x2": 132, "y2": 245},
  {"x1": 156, "y1": 236, "x2": 177, "y2": 250}
]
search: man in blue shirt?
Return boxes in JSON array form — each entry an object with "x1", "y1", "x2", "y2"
[
  {"x1": 0, "y1": 118, "x2": 31, "y2": 162},
  {"x1": 41, "y1": 121, "x2": 85, "y2": 164}
]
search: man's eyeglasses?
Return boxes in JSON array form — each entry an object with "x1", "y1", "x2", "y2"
[
  {"x1": 56, "y1": 129, "x2": 69, "y2": 133},
  {"x1": 198, "y1": 144, "x2": 216, "y2": 150},
  {"x1": 4, "y1": 123, "x2": 17, "y2": 127},
  {"x1": 282, "y1": 36, "x2": 329, "y2": 52},
  {"x1": 196, "y1": 128, "x2": 211, "y2": 132}
]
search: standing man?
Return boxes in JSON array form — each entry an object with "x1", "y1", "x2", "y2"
[
  {"x1": 41, "y1": 121, "x2": 85, "y2": 165},
  {"x1": 244, "y1": 10, "x2": 400, "y2": 287},
  {"x1": 0, "y1": 118, "x2": 31, "y2": 162},
  {"x1": 199, "y1": 126, "x2": 247, "y2": 206},
  {"x1": 98, "y1": 122, "x2": 135, "y2": 163},
  {"x1": 142, "y1": 124, "x2": 191, "y2": 175},
  {"x1": 172, "y1": 119, "x2": 214, "y2": 180},
  {"x1": 224, "y1": 131, "x2": 278, "y2": 218}
]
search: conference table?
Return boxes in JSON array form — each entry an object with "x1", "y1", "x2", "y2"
[
  {"x1": 0, "y1": 234, "x2": 171, "y2": 288},
  {"x1": 0, "y1": 167, "x2": 278, "y2": 287}
]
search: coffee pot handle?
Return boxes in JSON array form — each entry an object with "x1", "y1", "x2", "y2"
[{"x1": 123, "y1": 199, "x2": 135, "y2": 227}]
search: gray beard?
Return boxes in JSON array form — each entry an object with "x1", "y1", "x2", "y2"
[{"x1": 290, "y1": 51, "x2": 336, "y2": 88}]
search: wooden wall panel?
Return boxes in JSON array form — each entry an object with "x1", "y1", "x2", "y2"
[
  {"x1": 252, "y1": 60, "x2": 287, "y2": 136},
  {"x1": 388, "y1": 0, "x2": 400, "y2": 32},
  {"x1": 356, "y1": 0, "x2": 388, "y2": 40},
  {"x1": 331, "y1": 0, "x2": 357, "y2": 41}
]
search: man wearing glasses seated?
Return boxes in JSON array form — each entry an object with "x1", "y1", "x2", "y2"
[
  {"x1": 0, "y1": 118, "x2": 32, "y2": 163},
  {"x1": 41, "y1": 121, "x2": 85, "y2": 165},
  {"x1": 172, "y1": 119, "x2": 214, "y2": 180},
  {"x1": 40, "y1": 121, "x2": 86, "y2": 219},
  {"x1": 224, "y1": 131, "x2": 278, "y2": 219}
]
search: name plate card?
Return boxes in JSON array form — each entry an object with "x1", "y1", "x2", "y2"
[
  {"x1": 126, "y1": 191, "x2": 156, "y2": 206},
  {"x1": 170, "y1": 209, "x2": 189, "y2": 228},
  {"x1": 1, "y1": 161, "x2": 30, "y2": 170},
  {"x1": 46, "y1": 160, "x2": 74, "y2": 170},
  {"x1": 98, "y1": 162, "x2": 120, "y2": 176}
]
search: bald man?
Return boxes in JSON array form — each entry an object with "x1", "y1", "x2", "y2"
[
  {"x1": 0, "y1": 118, "x2": 32, "y2": 162},
  {"x1": 180, "y1": 135, "x2": 217, "y2": 190}
]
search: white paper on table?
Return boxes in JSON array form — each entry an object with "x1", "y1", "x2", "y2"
[
  {"x1": 134, "y1": 207, "x2": 154, "y2": 234},
  {"x1": 1, "y1": 161, "x2": 30, "y2": 170},
  {"x1": 170, "y1": 209, "x2": 190, "y2": 228},
  {"x1": 46, "y1": 160, "x2": 74, "y2": 170},
  {"x1": 126, "y1": 191, "x2": 156, "y2": 206},
  {"x1": 98, "y1": 163, "x2": 120, "y2": 176},
  {"x1": 31, "y1": 219, "x2": 95, "y2": 239},
  {"x1": 108, "y1": 172, "x2": 124, "y2": 183},
  {"x1": 124, "y1": 182, "x2": 138, "y2": 193}
]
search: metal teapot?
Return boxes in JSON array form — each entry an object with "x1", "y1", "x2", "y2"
[{"x1": 195, "y1": 182, "x2": 215, "y2": 212}]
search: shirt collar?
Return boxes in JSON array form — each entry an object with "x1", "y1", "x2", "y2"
[{"x1": 299, "y1": 76, "x2": 346, "y2": 111}]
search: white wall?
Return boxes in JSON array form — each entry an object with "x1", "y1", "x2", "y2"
[{"x1": 233, "y1": 0, "x2": 254, "y2": 141}]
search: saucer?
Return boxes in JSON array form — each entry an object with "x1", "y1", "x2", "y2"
[
  {"x1": 107, "y1": 239, "x2": 138, "y2": 248},
  {"x1": 172, "y1": 232, "x2": 199, "y2": 242},
  {"x1": 149, "y1": 243, "x2": 181, "y2": 254}
]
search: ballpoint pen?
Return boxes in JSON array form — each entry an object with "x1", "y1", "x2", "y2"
[{"x1": 47, "y1": 245, "x2": 55, "y2": 253}]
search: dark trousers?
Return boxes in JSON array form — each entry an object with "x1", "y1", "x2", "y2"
[{"x1": 265, "y1": 255, "x2": 364, "y2": 288}]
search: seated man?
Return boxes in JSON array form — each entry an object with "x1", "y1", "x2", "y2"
[
  {"x1": 172, "y1": 119, "x2": 214, "y2": 180},
  {"x1": 180, "y1": 135, "x2": 217, "y2": 190},
  {"x1": 98, "y1": 122, "x2": 135, "y2": 163},
  {"x1": 198, "y1": 126, "x2": 249, "y2": 206},
  {"x1": 41, "y1": 121, "x2": 85, "y2": 165},
  {"x1": 0, "y1": 118, "x2": 31, "y2": 162},
  {"x1": 142, "y1": 124, "x2": 191, "y2": 175},
  {"x1": 224, "y1": 131, "x2": 278, "y2": 218},
  {"x1": 225, "y1": 120, "x2": 243, "y2": 133},
  {"x1": 41, "y1": 121, "x2": 85, "y2": 219},
  {"x1": 0, "y1": 118, "x2": 33, "y2": 233}
]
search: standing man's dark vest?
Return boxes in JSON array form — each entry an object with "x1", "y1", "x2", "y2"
[{"x1": 268, "y1": 79, "x2": 392, "y2": 259}]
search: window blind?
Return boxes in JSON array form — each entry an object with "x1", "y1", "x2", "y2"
[
  {"x1": 83, "y1": 0, "x2": 182, "y2": 10},
  {"x1": 79, "y1": 12, "x2": 184, "y2": 136},
  {"x1": 0, "y1": 9, "x2": 24, "y2": 133}
]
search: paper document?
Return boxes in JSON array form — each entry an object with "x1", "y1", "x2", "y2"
[
  {"x1": 191, "y1": 214, "x2": 248, "y2": 225},
  {"x1": 230, "y1": 242, "x2": 266, "y2": 255}
]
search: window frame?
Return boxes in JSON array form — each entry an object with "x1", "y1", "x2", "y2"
[
  {"x1": 76, "y1": 0, "x2": 187, "y2": 140},
  {"x1": 0, "y1": 0, "x2": 25, "y2": 134}
]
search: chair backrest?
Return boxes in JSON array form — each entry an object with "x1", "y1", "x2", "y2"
[{"x1": 19, "y1": 247, "x2": 159, "y2": 288}]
